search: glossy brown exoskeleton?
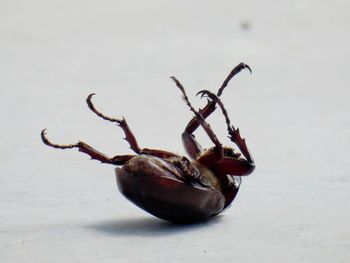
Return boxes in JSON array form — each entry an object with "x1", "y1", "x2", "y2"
[{"x1": 41, "y1": 63, "x2": 255, "y2": 223}]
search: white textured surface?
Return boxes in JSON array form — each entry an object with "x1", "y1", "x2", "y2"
[{"x1": 1, "y1": 0, "x2": 349, "y2": 262}]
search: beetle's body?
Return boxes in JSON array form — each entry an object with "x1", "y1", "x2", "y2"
[
  {"x1": 41, "y1": 63, "x2": 255, "y2": 223},
  {"x1": 116, "y1": 155, "x2": 228, "y2": 222},
  {"x1": 116, "y1": 154, "x2": 244, "y2": 222}
]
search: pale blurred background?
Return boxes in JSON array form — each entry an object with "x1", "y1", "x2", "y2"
[{"x1": 1, "y1": 0, "x2": 349, "y2": 262}]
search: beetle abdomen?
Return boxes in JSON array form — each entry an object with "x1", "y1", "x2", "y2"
[{"x1": 115, "y1": 155, "x2": 225, "y2": 223}]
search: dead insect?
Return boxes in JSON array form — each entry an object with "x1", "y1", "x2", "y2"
[{"x1": 41, "y1": 63, "x2": 255, "y2": 223}]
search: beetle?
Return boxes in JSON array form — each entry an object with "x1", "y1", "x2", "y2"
[{"x1": 41, "y1": 63, "x2": 255, "y2": 223}]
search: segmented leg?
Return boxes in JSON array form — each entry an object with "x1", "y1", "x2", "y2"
[
  {"x1": 176, "y1": 63, "x2": 251, "y2": 159},
  {"x1": 181, "y1": 132, "x2": 203, "y2": 159},
  {"x1": 214, "y1": 157, "x2": 255, "y2": 176},
  {"x1": 87, "y1": 94, "x2": 179, "y2": 159},
  {"x1": 217, "y1": 62, "x2": 251, "y2": 97},
  {"x1": 87, "y1": 94, "x2": 141, "y2": 154},
  {"x1": 41, "y1": 129, "x2": 135, "y2": 165},
  {"x1": 196, "y1": 90, "x2": 254, "y2": 164},
  {"x1": 185, "y1": 63, "x2": 251, "y2": 134},
  {"x1": 171, "y1": 76, "x2": 222, "y2": 149}
]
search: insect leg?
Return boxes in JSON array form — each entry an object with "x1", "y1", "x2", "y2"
[
  {"x1": 196, "y1": 90, "x2": 254, "y2": 164},
  {"x1": 87, "y1": 94, "x2": 180, "y2": 159},
  {"x1": 181, "y1": 63, "x2": 250, "y2": 159},
  {"x1": 181, "y1": 131, "x2": 203, "y2": 159},
  {"x1": 184, "y1": 63, "x2": 251, "y2": 134},
  {"x1": 217, "y1": 62, "x2": 251, "y2": 97},
  {"x1": 86, "y1": 94, "x2": 141, "y2": 154},
  {"x1": 41, "y1": 129, "x2": 134, "y2": 165},
  {"x1": 213, "y1": 157, "x2": 255, "y2": 176},
  {"x1": 171, "y1": 76, "x2": 222, "y2": 149}
]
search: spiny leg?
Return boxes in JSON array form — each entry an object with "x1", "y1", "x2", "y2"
[
  {"x1": 217, "y1": 62, "x2": 251, "y2": 97},
  {"x1": 196, "y1": 90, "x2": 254, "y2": 164},
  {"x1": 185, "y1": 63, "x2": 251, "y2": 134},
  {"x1": 171, "y1": 76, "x2": 222, "y2": 150},
  {"x1": 87, "y1": 94, "x2": 141, "y2": 154},
  {"x1": 174, "y1": 63, "x2": 250, "y2": 159},
  {"x1": 87, "y1": 94, "x2": 180, "y2": 159},
  {"x1": 41, "y1": 129, "x2": 135, "y2": 165}
]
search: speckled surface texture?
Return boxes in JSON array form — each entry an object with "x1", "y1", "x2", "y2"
[{"x1": 1, "y1": 0, "x2": 349, "y2": 262}]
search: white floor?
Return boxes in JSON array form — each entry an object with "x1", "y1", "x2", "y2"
[{"x1": 1, "y1": 0, "x2": 349, "y2": 262}]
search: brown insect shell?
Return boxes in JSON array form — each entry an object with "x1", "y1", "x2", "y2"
[{"x1": 115, "y1": 155, "x2": 226, "y2": 223}]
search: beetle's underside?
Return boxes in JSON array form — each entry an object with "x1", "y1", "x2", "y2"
[{"x1": 41, "y1": 63, "x2": 255, "y2": 223}]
